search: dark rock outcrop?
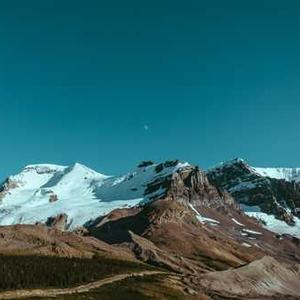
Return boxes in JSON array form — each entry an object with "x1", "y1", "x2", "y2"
[
  {"x1": 0, "y1": 178, "x2": 19, "y2": 200},
  {"x1": 145, "y1": 164, "x2": 236, "y2": 212},
  {"x1": 46, "y1": 214, "x2": 68, "y2": 231},
  {"x1": 207, "y1": 159, "x2": 300, "y2": 225}
]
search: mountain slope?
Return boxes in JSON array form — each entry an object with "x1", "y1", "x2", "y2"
[
  {"x1": 85, "y1": 164, "x2": 300, "y2": 299},
  {"x1": 200, "y1": 256, "x2": 300, "y2": 299},
  {"x1": 88, "y1": 166, "x2": 300, "y2": 271}
]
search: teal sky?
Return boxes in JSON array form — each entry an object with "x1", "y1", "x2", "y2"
[{"x1": 1, "y1": 0, "x2": 300, "y2": 178}]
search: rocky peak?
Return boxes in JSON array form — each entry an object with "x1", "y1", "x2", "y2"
[
  {"x1": 207, "y1": 159, "x2": 300, "y2": 226},
  {"x1": 145, "y1": 164, "x2": 236, "y2": 212},
  {"x1": 170, "y1": 166, "x2": 234, "y2": 207}
]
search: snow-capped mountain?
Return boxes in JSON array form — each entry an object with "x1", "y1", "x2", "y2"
[
  {"x1": 0, "y1": 160, "x2": 189, "y2": 229},
  {"x1": 1, "y1": 158, "x2": 300, "y2": 238},
  {"x1": 207, "y1": 158, "x2": 300, "y2": 238}
]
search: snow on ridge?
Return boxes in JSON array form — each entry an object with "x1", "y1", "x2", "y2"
[
  {"x1": 7, "y1": 164, "x2": 67, "y2": 190},
  {"x1": 208, "y1": 158, "x2": 300, "y2": 183},
  {"x1": 94, "y1": 160, "x2": 191, "y2": 203},
  {"x1": 23, "y1": 163, "x2": 67, "y2": 171},
  {"x1": 207, "y1": 158, "x2": 247, "y2": 172},
  {"x1": 253, "y1": 167, "x2": 300, "y2": 182}
]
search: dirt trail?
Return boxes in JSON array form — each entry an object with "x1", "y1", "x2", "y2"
[{"x1": 0, "y1": 271, "x2": 166, "y2": 299}]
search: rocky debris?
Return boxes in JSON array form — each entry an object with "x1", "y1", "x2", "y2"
[
  {"x1": 200, "y1": 256, "x2": 300, "y2": 298},
  {"x1": 46, "y1": 214, "x2": 68, "y2": 231},
  {"x1": 184, "y1": 287, "x2": 197, "y2": 296}
]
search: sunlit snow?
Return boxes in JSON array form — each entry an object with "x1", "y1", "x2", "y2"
[{"x1": 0, "y1": 161, "x2": 189, "y2": 229}]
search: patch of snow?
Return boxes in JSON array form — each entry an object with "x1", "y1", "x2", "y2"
[
  {"x1": 245, "y1": 211, "x2": 300, "y2": 239},
  {"x1": 198, "y1": 216, "x2": 220, "y2": 224},
  {"x1": 242, "y1": 229, "x2": 262, "y2": 235},
  {"x1": 241, "y1": 242, "x2": 252, "y2": 248},
  {"x1": 253, "y1": 167, "x2": 300, "y2": 182},
  {"x1": 189, "y1": 204, "x2": 220, "y2": 225},
  {"x1": 232, "y1": 218, "x2": 245, "y2": 227}
]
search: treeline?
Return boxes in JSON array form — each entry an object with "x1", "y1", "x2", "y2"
[{"x1": 0, "y1": 255, "x2": 149, "y2": 291}]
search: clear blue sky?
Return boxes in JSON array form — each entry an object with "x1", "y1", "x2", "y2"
[{"x1": 1, "y1": 0, "x2": 300, "y2": 178}]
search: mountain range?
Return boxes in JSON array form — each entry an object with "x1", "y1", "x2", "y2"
[
  {"x1": 1, "y1": 159, "x2": 299, "y2": 238},
  {"x1": 0, "y1": 158, "x2": 300, "y2": 299}
]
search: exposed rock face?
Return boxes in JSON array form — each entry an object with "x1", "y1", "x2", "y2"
[
  {"x1": 49, "y1": 193, "x2": 58, "y2": 203},
  {"x1": 207, "y1": 159, "x2": 300, "y2": 225},
  {"x1": 46, "y1": 213, "x2": 68, "y2": 231},
  {"x1": 167, "y1": 166, "x2": 236, "y2": 209},
  {"x1": 145, "y1": 164, "x2": 236, "y2": 212},
  {"x1": 0, "y1": 178, "x2": 19, "y2": 200}
]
